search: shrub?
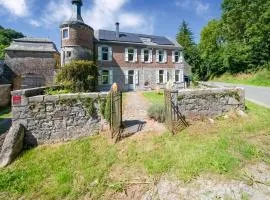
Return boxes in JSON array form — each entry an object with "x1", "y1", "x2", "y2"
[
  {"x1": 56, "y1": 60, "x2": 98, "y2": 92},
  {"x1": 147, "y1": 104, "x2": 165, "y2": 123}
]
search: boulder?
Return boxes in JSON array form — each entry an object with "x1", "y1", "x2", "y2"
[{"x1": 0, "y1": 123, "x2": 25, "y2": 168}]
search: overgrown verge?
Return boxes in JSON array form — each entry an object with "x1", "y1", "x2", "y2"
[{"x1": 212, "y1": 69, "x2": 270, "y2": 87}]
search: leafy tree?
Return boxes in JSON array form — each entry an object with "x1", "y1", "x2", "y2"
[
  {"x1": 176, "y1": 21, "x2": 201, "y2": 75},
  {"x1": 0, "y1": 26, "x2": 24, "y2": 59},
  {"x1": 56, "y1": 60, "x2": 98, "y2": 92}
]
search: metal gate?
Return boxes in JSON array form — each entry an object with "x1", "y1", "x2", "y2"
[
  {"x1": 110, "y1": 90, "x2": 123, "y2": 142},
  {"x1": 164, "y1": 90, "x2": 189, "y2": 135}
]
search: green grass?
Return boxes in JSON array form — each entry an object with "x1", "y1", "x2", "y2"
[
  {"x1": 212, "y1": 69, "x2": 270, "y2": 87},
  {"x1": 142, "y1": 91, "x2": 164, "y2": 105},
  {"x1": 0, "y1": 101, "x2": 270, "y2": 199},
  {"x1": 0, "y1": 107, "x2": 11, "y2": 120}
]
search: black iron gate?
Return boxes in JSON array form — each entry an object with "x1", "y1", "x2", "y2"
[
  {"x1": 164, "y1": 90, "x2": 188, "y2": 135},
  {"x1": 110, "y1": 90, "x2": 123, "y2": 142}
]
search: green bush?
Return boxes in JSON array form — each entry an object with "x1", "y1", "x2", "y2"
[
  {"x1": 56, "y1": 60, "x2": 98, "y2": 92},
  {"x1": 147, "y1": 104, "x2": 165, "y2": 123}
]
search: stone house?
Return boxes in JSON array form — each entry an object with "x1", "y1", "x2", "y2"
[
  {"x1": 5, "y1": 38, "x2": 59, "y2": 90},
  {"x1": 60, "y1": 0, "x2": 191, "y2": 91}
]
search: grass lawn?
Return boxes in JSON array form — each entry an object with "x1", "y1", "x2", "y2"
[
  {"x1": 212, "y1": 69, "x2": 270, "y2": 87},
  {"x1": 142, "y1": 91, "x2": 164, "y2": 105},
  {"x1": 0, "y1": 97, "x2": 270, "y2": 199}
]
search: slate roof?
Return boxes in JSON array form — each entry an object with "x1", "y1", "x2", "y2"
[
  {"x1": 5, "y1": 38, "x2": 58, "y2": 53},
  {"x1": 95, "y1": 30, "x2": 182, "y2": 48}
]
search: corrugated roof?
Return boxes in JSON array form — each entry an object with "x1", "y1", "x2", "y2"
[
  {"x1": 96, "y1": 30, "x2": 178, "y2": 47},
  {"x1": 5, "y1": 37, "x2": 58, "y2": 53}
]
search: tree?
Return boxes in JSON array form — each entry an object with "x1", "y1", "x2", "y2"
[
  {"x1": 56, "y1": 60, "x2": 98, "y2": 92},
  {"x1": 199, "y1": 20, "x2": 226, "y2": 79},
  {"x1": 0, "y1": 26, "x2": 24, "y2": 59},
  {"x1": 176, "y1": 21, "x2": 200, "y2": 76}
]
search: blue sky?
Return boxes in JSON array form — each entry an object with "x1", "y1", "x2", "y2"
[{"x1": 0, "y1": 0, "x2": 222, "y2": 49}]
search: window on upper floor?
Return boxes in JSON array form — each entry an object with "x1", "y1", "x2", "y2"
[
  {"x1": 102, "y1": 46, "x2": 109, "y2": 61},
  {"x1": 156, "y1": 50, "x2": 167, "y2": 63},
  {"x1": 159, "y1": 50, "x2": 164, "y2": 63},
  {"x1": 125, "y1": 48, "x2": 137, "y2": 62},
  {"x1": 98, "y1": 46, "x2": 112, "y2": 61},
  {"x1": 62, "y1": 28, "x2": 69, "y2": 39},
  {"x1": 128, "y1": 48, "x2": 134, "y2": 61},
  {"x1": 144, "y1": 49, "x2": 149, "y2": 62},
  {"x1": 175, "y1": 51, "x2": 180, "y2": 63}
]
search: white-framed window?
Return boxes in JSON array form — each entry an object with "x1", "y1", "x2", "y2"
[
  {"x1": 141, "y1": 49, "x2": 152, "y2": 63},
  {"x1": 98, "y1": 45, "x2": 112, "y2": 61},
  {"x1": 172, "y1": 50, "x2": 183, "y2": 63},
  {"x1": 159, "y1": 70, "x2": 164, "y2": 83},
  {"x1": 156, "y1": 49, "x2": 167, "y2": 63},
  {"x1": 98, "y1": 69, "x2": 113, "y2": 85},
  {"x1": 102, "y1": 46, "x2": 109, "y2": 61},
  {"x1": 175, "y1": 69, "x2": 184, "y2": 83},
  {"x1": 125, "y1": 48, "x2": 137, "y2": 62},
  {"x1": 62, "y1": 28, "x2": 69, "y2": 39}
]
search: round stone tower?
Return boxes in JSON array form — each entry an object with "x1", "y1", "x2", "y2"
[{"x1": 60, "y1": 0, "x2": 94, "y2": 66}]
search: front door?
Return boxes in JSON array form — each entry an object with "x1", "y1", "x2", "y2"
[{"x1": 128, "y1": 70, "x2": 135, "y2": 91}]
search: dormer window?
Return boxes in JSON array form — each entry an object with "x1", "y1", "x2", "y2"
[
  {"x1": 62, "y1": 28, "x2": 69, "y2": 39},
  {"x1": 125, "y1": 48, "x2": 137, "y2": 62},
  {"x1": 140, "y1": 37, "x2": 151, "y2": 44}
]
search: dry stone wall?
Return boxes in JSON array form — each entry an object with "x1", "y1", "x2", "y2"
[
  {"x1": 0, "y1": 84, "x2": 11, "y2": 107},
  {"x1": 11, "y1": 87, "x2": 108, "y2": 147},
  {"x1": 175, "y1": 87, "x2": 245, "y2": 119}
]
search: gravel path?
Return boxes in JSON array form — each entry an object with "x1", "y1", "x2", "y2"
[
  {"x1": 210, "y1": 82, "x2": 270, "y2": 108},
  {"x1": 122, "y1": 92, "x2": 166, "y2": 137}
]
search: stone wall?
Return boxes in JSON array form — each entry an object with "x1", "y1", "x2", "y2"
[
  {"x1": 0, "y1": 84, "x2": 11, "y2": 107},
  {"x1": 175, "y1": 87, "x2": 245, "y2": 119},
  {"x1": 11, "y1": 87, "x2": 108, "y2": 146}
]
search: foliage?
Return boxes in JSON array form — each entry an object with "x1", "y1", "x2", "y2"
[
  {"x1": 104, "y1": 93, "x2": 111, "y2": 122},
  {"x1": 212, "y1": 68, "x2": 270, "y2": 87},
  {"x1": 176, "y1": 21, "x2": 201, "y2": 75},
  {"x1": 197, "y1": 0, "x2": 270, "y2": 79},
  {"x1": 44, "y1": 88, "x2": 72, "y2": 95},
  {"x1": 56, "y1": 60, "x2": 98, "y2": 93},
  {"x1": 0, "y1": 26, "x2": 24, "y2": 59},
  {"x1": 147, "y1": 104, "x2": 165, "y2": 123}
]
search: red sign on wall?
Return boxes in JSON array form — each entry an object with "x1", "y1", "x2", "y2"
[{"x1": 12, "y1": 96, "x2": 22, "y2": 105}]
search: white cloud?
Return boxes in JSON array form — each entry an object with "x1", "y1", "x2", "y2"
[
  {"x1": 29, "y1": 20, "x2": 41, "y2": 27},
  {"x1": 0, "y1": 0, "x2": 28, "y2": 17},
  {"x1": 175, "y1": 0, "x2": 209, "y2": 16},
  {"x1": 38, "y1": 0, "x2": 154, "y2": 34}
]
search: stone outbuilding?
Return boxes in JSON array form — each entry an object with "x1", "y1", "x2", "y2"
[{"x1": 5, "y1": 38, "x2": 59, "y2": 90}]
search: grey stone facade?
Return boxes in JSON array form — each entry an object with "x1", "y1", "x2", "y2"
[
  {"x1": 0, "y1": 84, "x2": 11, "y2": 107},
  {"x1": 5, "y1": 38, "x2": 59, "y2": 90},
  {"x1": 174, "y1": 87, "x2": 245, "y2": 119},
  {"x1": 11, "y1": 87, "x2": 108, "y2": 146}
]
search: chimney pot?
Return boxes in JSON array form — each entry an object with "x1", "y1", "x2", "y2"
[{"x1": 115, "y1": 22, "x2": 120, "y2": 40}]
